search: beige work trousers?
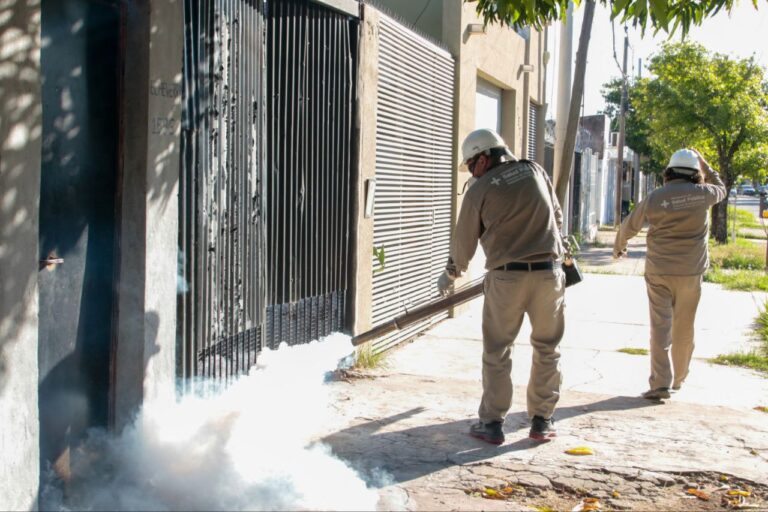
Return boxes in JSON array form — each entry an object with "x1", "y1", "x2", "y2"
[
  {"x1": 479, "y1": 268, "x2": 565, "y2": 423},
  {"x1": 644, "y1": 274, "x2": 703, "y2": 390}
]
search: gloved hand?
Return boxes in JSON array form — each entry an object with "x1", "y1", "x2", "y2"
[{"x1": 437, "y1": 270, "x2": 455, "y2": 297}]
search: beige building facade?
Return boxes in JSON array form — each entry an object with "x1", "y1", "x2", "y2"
[{"x1": 353, "y1": 1, "x2": 549, "y2": 342}]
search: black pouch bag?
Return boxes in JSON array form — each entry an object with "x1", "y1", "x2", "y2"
[{"x1": 562, "y1": 258, "x2": 583, "y2": 287}]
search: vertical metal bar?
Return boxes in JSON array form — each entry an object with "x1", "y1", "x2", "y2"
[
  {"x1": 330, "y1": 11, "x2": 339, "y2": 334},
  {"x1": 309, "y1": 3, "x2": 318, "y2": 343},
  {"x1": 203, "y1": 0, "x2": 213, "y2": 379},
  {"x1": 287, "y1": 0, "x2": 295, "y2": 343}
]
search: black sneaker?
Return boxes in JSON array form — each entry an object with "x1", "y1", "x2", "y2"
[
  {"x1": 642, "y1": 387, "x2": 671, "y2": 400},
  {"x1": 469, "y1": 421, "x2": 505, "y2": 445},
  {"x1": 529, "y1": 415, "x2": 556, "y2": 441}
]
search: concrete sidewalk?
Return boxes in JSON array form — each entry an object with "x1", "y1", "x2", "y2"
[{"x1": 322, "y1": 242, "x2": 768, "y2": 511}]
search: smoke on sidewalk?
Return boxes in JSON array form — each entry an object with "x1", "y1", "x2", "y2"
[{"x1": 41, "y1": 334, "x2": 388, "y2": 511}]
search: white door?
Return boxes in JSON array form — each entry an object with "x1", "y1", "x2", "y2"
[{"x1": 468, "y1": 79, "x2": 503, "y2": 280}]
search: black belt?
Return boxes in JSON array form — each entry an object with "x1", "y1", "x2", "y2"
[{"x1": 495, "y1": 261, "x2": 555, "y2": 271}]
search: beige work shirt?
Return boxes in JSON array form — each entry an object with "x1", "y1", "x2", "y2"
[
  {"x1": 449, "y1": 160, "x2": 566, "y2": 275},
  {"x1": 613, "y1": 170, "x2": 726, "y2": 275}
]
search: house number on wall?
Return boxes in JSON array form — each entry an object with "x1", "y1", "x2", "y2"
[{"x1": 152, "y1": 116, "x2": 177, "y2": 136}]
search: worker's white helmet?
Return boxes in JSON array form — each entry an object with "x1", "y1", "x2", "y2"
[
  {"x1": 666, "y1": 148, "x2": 701, "y2": 175},
  {"x1": 461, "y1": 128, "x2": 514, "y2": 163}
]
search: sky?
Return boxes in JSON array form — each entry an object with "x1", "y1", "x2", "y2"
[{"x1": 545, "y1": 1, "x2": 768, "y2": 119}]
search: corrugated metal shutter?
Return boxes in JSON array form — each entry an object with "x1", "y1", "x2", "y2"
[
  {"x1": 528, "y1": 101, "x2": 539, "y2": 162},
  {"x1": 370, "y1": 14, "x2": 455, "y2": 353}
]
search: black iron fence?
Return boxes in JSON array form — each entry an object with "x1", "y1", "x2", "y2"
[
  {"x1": 265, "y1": 0, "x2": 358, "y2": 349},
  {"x1": 179, "y1": 0, "x2": 359, "y2": 380}
]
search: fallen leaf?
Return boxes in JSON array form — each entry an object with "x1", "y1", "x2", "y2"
[
  {"x1": 754, "y1": 406, "x2": 768, "y2": 413},
  {"x1": 565, "y1": 446, "x2": 595, "y2": 456},
  {"x1": 611, "y1": 490, "x2": 620, "y2": 498},
  {"x1": 535, "y1": 507, "x2": 556, "y2": 512},
  {"x1": 481, "y1": 487, "x2": 507, "y2": 500},
  {"x1": 727, "y1": 490, "x2": 751, "y2": 497},
  {"x1": 686, "y1": 488, "x2": 711, "y2": 501},
  {"x1": 720, "y1": 475, "x2": 731, "y2": 482}
]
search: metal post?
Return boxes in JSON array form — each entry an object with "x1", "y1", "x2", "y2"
[{"x1": 614, "y1": 26, "x2": 628, "y2": 227}]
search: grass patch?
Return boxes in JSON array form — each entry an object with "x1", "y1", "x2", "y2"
[
  {"x1": 710, "y1": 300, "x2": 768, "y2": 376},
  {"x1": 618, "y1": 347, "x2": 649, "y2": 356},
  {"x1": 704, "y1": 268, "x2": 768, "y2": 291},
  {"x1": 581, "y1": 268, "x2": 624, "y2": 276},
  {"x1": 709, "y1": 238, "x2": 764, "y2": 270},
  {"x1": 729, "y1": 206, "x2": 762, "y2": 229},
  {"x1": 586, "y1": 239, "x2": 609, "y2": 249},
  {"x1": 710, "y1": 352, "x2": 768, "y2": 374},
  {"x1": 737, "y1": 230, "x2": 766, "y2": 240},
  {"x1": 755, "y1": 300, "x2": 768, "y2": 342},
  {"x1": 353, "y1": 343, "x2": 387, "y2": 370}
]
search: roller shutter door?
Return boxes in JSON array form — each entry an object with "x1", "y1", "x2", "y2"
[
  {"x1": 528, "y1": 101, "x2": 539, "y2": 162},
  {"x1": 370, "y1": 14, "x2": 455, "y2": 353}
]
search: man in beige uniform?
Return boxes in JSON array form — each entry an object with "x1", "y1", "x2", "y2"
[
  {"x1": 614, "y1": 148, "x2": 725, "y2": 399},
  {"x1": 437, "y1": 128, "x2": 567, "y2": 444}
]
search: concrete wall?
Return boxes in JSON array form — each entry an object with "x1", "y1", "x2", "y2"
[
  {"x1": 351, "y1": 5, "x2": 379, "y2": 336},
  {"x1": 443, "y1": 0, "x2": 546, "y2": 295},
  {"x1": 444, "y1": 0, "x2": 545, "y2": 167},
  {"x1": 114, "y1": 0, "x2": 182, "y2": 430},
  {"x1": 0, "y1": 2, "x2": 42, "y2": 508}
]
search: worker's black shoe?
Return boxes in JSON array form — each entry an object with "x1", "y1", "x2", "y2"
[
  {"x1": 642, "y1": 387, "x2": 671, "y2": 400},
  {"x1": 529, "y1": 415, "x2": 556, "y2": 442},
  {"x1": 469, "y1": 421, "x2": 505, "y2": 445}
]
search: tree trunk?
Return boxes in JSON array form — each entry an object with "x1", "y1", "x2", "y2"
[
  {"x1": 711, "y1": 155, "x2": 731, "y2": 243},
  {"x1": 554, "y1": 0, "x2": 595, "y2": 207},
  {"x1": 711, "y1": 199, "x2": 728, "y2": 243}
]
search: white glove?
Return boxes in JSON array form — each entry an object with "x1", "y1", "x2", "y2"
[{"x1": 437, "y1": 270, "x2": 455, "y2": 297}]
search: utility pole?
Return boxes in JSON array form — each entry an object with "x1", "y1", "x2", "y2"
[
  {"x1": 613, "y1": 26, "x2": 628, "y2": 227},
  {"x1": 554, "y1": 0, "x2": 596, "y2": 208},
  {"x1": 553, "y1": 1, "x2": 573, "y2": 192}
]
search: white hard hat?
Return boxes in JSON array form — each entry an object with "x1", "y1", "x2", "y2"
[
  {"x1": 461, "y1": 128, "x2": 514, "y2": 163},
  {"x1": 666, "y1": 148, "x2": 701, "y2": 175}
]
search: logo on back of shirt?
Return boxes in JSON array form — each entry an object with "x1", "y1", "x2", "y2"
[
  {"x1": 661, "y1": 200, "x2": 670, "y2": 209},
  {"x1": 491, "y1": 177, "x2": 501, "y2": 186}
]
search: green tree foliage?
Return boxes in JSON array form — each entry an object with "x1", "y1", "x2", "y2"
[
  {"x1": 631, "y1": 42, "x2": 768, "y2": 242},
  {"x1": 468, "y1": 0, "x2": 765, "y2": 36},
  {"x1": 600, "y1": 77, "x2": 662, "y2": 174}
]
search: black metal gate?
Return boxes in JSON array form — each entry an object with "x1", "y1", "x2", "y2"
[
  {"x1": 179, "y1": 0, "x2": 267, "y2": 380},
  {"x1": 179, "y1": 0, "x2": 359, "y2": 380},
  {"x1": 265, "y1": 0, "x2": 358, "y2": 349}
]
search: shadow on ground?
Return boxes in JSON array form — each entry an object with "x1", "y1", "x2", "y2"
[{"x1": 322, "y1": 395, "x2": 660, "y2": 486}]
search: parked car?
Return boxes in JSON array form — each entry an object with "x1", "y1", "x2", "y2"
[{"x1": 741, "y1": 186, "x2": 757, "y2": 196}]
